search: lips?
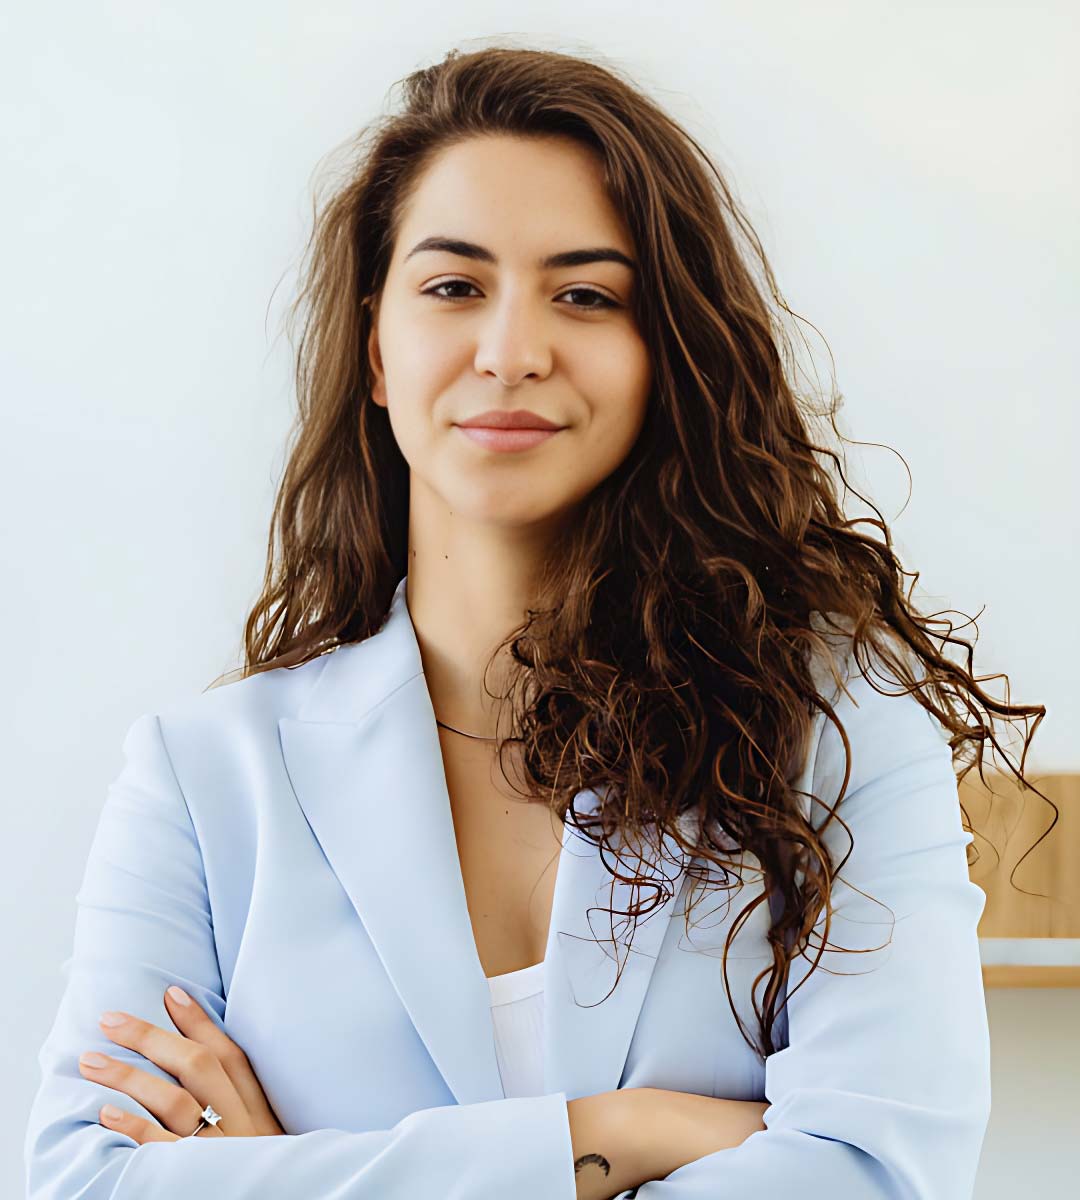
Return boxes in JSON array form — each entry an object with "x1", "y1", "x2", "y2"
[
  {"x1": 454, "y1": 426, "x2": 562, "y2": 453},
  {"x1": 455, "y1": 409, "x2": 563, "y2": 431}
]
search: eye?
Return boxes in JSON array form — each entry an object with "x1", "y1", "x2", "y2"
[
  {"x1": 421, "y1": 279, "x2": 619, "y2": 310},
  {"x1": 422, "y1": 279, "x2": 479, "y2": 302},
  {"x1": 560, "y1": 287, "x2": 620, "y2": 311}
]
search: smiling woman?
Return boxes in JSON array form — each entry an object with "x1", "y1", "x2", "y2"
[
  {"x1": 364, "y1": 132, "x2": 652, "y2": 544},
  {"x1": 25, "y1": 38, "x2": 1048, "y2": 1200}
]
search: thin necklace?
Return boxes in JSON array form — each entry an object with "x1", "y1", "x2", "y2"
[{"x1": 435, "y1": 717, "x2": 499, "y2": 741}]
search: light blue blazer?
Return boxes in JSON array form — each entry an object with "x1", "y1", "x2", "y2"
[{"x1": 25, "y1": 574, "x2": 991, "y2": 1198}]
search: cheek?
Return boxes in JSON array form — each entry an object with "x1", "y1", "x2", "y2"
[
  {"x1": 382, "y1": 352, "x2": 447, "y2": 404},
  {"x1": 589, "y1": 358, "x2": 652, "y2": 449},
  {"x1": 377, "y1": 354, "x2": 450, "y2": 444},
  {"x1": 592, "y1": 407, "x2": 647, "y2": 473}
]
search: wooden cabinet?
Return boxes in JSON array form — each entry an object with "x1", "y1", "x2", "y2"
[{"x1": 962, "y1": 772, "x2": 1080, "y2": 987}]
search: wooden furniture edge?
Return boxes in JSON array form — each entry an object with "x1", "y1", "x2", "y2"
[{"x1": 982, "y1": 965, "x2": 1080, "y2": 988}]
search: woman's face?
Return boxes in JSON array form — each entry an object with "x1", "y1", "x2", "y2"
[{"x1": 367, "y1": 133, "x2": 652, "y2": 534}]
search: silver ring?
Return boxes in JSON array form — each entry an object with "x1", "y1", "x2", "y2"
[{"x1": 186, "y1": 1104, "x2": 223, "y2": 1137}]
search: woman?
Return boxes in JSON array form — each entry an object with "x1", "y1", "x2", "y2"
[{"x1": 24, "y1": 43, "x2": 1046, "y2": 1200}]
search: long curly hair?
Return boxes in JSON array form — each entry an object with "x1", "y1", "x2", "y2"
[{"x1": 210, "y1": 41, "x2": 1051, "y2": 1059}]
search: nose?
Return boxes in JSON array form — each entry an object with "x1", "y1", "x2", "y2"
[{"x1": 472, "y1": 290, "x2": 555, "y2": 386}]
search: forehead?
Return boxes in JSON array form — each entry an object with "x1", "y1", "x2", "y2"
[{"x1": 392, "y1": 134, "x2": 633, "y2": 262}]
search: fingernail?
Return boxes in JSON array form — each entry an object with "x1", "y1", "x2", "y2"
[
  {"x1": 101, "y1": 1104, "x2": 124, "y2": 1121},
  {"x1": 166, "y1": 985, "x2": 191, "y2": 1006},
  {"x1": 99, "y1": 1011, "x2": 126, "y2": 1027},
  {"x1": 80, "y1": 1051, "x2": 110, "y2": 1068}
]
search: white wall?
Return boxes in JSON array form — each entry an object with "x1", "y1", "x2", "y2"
[
  {"x1": 981, "y1": 990, "x2": 1080, "y2": 1192},
  {"x1": 4, "y1": 3, "x2": 1075, "y2": 1196}
]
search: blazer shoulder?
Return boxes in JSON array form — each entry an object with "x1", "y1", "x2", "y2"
[
  {"x1": 799, "y1": 618, "x2": 953, "y2": 814},
  {"x1": 153, "y1": 650, "x2": 334, "y2": 745}
]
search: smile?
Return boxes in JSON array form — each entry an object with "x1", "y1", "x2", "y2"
[{"x1": 454, "y1": 427, "x2": 562, "y2": 453}]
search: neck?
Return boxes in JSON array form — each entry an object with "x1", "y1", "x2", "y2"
[{"x1": 404, "y1": 488, "x2": 560, "y2": 737}]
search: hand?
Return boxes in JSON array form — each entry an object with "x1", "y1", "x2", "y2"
[{"x1": 77, "y1": 984, "x2": 285, "y2": 1144}]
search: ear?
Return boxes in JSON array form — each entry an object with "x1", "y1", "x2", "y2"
[
  {"x1": 362, "y1": 297, "x2": 388, "y2": 410},
  {"x1": 366, "y1": 311, "x2": 387, "y2": 410}
]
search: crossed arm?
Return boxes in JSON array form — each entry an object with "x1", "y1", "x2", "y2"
[
  {"x1": 69, "y1": 972, "x2": 765, "y2": 1198},
  {"x1": 26, "y1": 669, "x2": 991, "y2": 1198}
]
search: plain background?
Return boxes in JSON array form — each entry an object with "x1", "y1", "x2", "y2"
[{"x1": 4, "y1": 3, "x2": 1077, "y2": 1196}]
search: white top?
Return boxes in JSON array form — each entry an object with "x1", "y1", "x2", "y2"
[{"x1": 486, "y1": 960, "x2": 546, "y2": 1098}]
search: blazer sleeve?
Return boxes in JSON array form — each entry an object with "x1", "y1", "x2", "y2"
[
  {"x1": 616, "y1": 664, "x2": 992, "y2": 1200},
  {"x1": 23, "y1": 713, "x2": 577, "y2": 1200}
]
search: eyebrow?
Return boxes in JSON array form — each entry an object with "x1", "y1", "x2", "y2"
[{"x1": 403, "y1": 236, "x2": 636, "y2": 272}]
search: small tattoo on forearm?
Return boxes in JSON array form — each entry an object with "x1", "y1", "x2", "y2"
[{"x1": 574, "y1": 1152, "x2": 611, "y2": 1177}]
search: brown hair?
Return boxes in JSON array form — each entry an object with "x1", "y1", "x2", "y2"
[{"x1": 210, "y1": 41, "x2": 1051, "y2": 1059}]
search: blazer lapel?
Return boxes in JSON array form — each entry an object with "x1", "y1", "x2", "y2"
[
  {"x1": 541, "y1": 791, "x2": 693, "y2": 1101},
  {"x1": 279, "y1": 574, "x2": 693, "y2": 1105}
]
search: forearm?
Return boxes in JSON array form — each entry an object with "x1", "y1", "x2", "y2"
[
  {"x1": 568, "y1": 1091, "x2": 651, "y2": 1200},
  {"x1": 628, "y1": 1088, "x2": 769, "y2": 1177},
  {"x1": 567, "y1": 1089, "x2": 769, "y2": 1200}
]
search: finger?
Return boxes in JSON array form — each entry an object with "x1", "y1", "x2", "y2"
[
  {"x1": 163, "y1": 985, "x2": 282, "y2": 1132},
  {"x1": 79, "y1": 1051, "x2": 224, "y2": 1139},
  {"x1": 98, "y1": 1102, "x2": 181, "y2": 1145},
  {"x1": 97, "y1": 1009, "x2": 250, "y2": 1136}
]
